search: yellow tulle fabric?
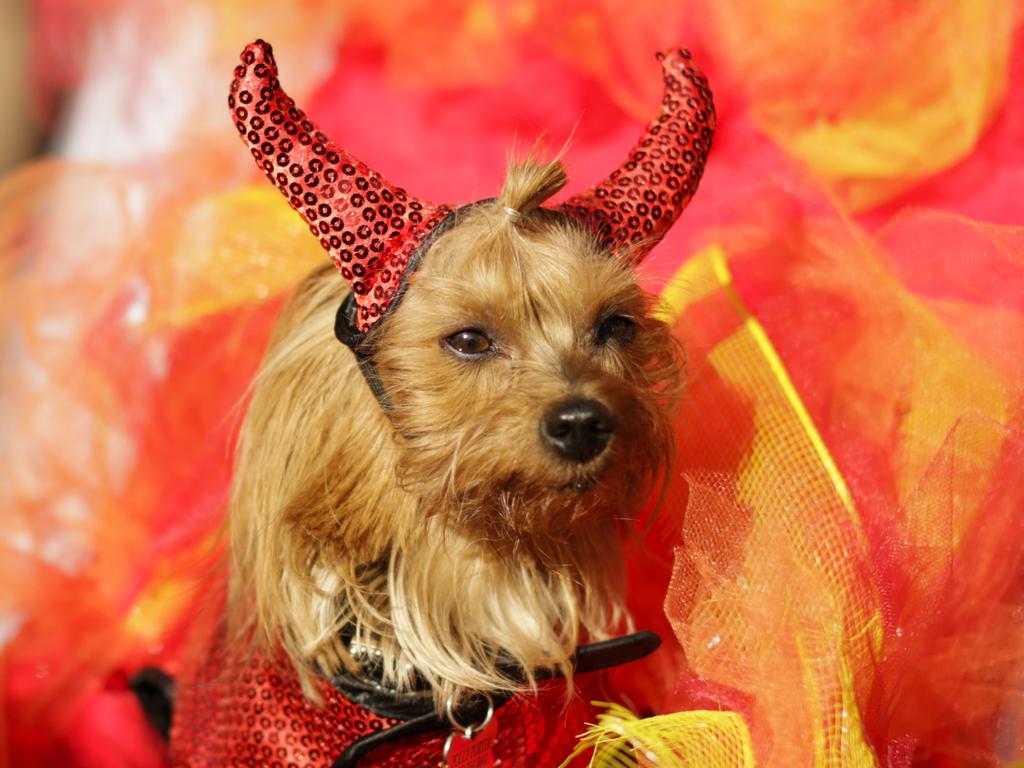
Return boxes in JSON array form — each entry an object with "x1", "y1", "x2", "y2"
[
  {"x1": 145, "y1": 186, "x2": 326, "y2": 327},
  {"x1": 561, "y1": 702, "x2": 754, "y2": 768},
  {"x1": 660, "y1": 244, "x2": 882, "y2": 767}
]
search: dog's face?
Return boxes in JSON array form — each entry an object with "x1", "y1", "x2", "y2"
[{"x1": 373, "y1": 206, "x2": 680, "y2": 540}]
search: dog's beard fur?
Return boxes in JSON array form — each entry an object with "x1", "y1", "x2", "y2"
[{"x1": 227, "y1": 158, "x2": 682, "y2": 710}]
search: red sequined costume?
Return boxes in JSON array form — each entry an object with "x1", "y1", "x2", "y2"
[{"x1": 169, "y1": 623, "x2": 596, "y2": 767}]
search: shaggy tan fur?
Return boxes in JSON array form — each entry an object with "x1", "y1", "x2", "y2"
[{"x1": 228, "y1": 157, "x2": 682, "y2": 711}]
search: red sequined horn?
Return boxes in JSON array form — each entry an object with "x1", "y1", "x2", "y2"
[
  {"x1": 558, "y1": 49, "x2": 715, "y2": 263},
  {"x1": 229, "y1": 40, "x2": 451, "y2": 332}
]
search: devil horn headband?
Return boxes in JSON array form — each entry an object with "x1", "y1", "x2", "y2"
[
  {"x1": 230, "y1": 40, "x2": 714, "y2": 335},
  {"x1": 556, "y1": 49, "x2": 714, "y2": 258},
  {"x1": 229, "y1": 40, "x2": 452, "y2": 333}
]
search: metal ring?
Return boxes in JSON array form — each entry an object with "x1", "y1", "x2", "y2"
[{"x1": 444, "y1": 693, "x2": 494, "y2": 738}]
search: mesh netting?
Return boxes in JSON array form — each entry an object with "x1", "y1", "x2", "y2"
[{"x1": 651, "y1": 202, "x2": 1024, "y2": 766}]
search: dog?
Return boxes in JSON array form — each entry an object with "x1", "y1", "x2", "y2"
[{"x1": 169, "y1": 40, "x2": 713, "y2": 767}]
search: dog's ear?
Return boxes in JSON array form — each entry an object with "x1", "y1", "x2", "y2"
[
  {"x1": 558, "y1": 49, "x2": 715, "y2": 264},
  {"x1": 229, "y1": 39, "x2": 451, "y2": 333}
]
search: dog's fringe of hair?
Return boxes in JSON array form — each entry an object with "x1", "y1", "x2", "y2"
[
  {"x1": 226, "y1": 155, "x2": 679, "y2": 710},
  {"x1": 498, "y1": 153, "x2": 568, "y2": 216}
]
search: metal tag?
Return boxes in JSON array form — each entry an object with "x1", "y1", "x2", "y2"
[{"x1": 443, "y1": 717, "x2": 498, "y2": 768}]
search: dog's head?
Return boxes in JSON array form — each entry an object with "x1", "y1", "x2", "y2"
[
  {"x1": 228, "y1": 39, "x2": 711, "y2": 544},
  {"x1": 372, "y1": 160, "x2": 680, "y2": 540}
]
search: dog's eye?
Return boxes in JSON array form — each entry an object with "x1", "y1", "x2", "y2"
[
  {"x1": 444, "y1": 329, "x2": 493, "y2": 358},
  {"x1": 595, "y1": 314, "x2": 636, "y2": 346}
]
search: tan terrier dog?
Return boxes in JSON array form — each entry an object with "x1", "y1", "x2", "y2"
[{"x1": 170, "y1": 40, "x2": 713, "y2": 767}]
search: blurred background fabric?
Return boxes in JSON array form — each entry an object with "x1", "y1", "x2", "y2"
[{"x1": 2, "y1": 1, "x2": 1023, "y2": 766}]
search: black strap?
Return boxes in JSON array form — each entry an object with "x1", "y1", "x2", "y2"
[
  {"x1": 129, "y1": 667, "x2": 176, "y2": 741},
  {"x1": 330, "y1": 630, "x2": 661, "y2": 768},
  {"x1": 334, "y1": 293, "x2": 391, "y2": 406},
  {"x1": 333, "y1": 201, "x2": 499, "y2": 410},
  {"x1": 572, "y1": 629, "x2": 661, "y2": 674},
  {"x1": 330, "y1": 706, "x2": 488, "y2": 768}
]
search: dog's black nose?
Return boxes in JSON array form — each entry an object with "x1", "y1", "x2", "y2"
[{"x1": 540, "y1": 399, "x2": 614, "y2": 463}]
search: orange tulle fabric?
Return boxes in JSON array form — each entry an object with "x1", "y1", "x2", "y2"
[
  {"x1": 3, "y1": 1, "x2": 1024, "y2": 766},
  {"x1": 690, "y1": 0, "x2": 1017, "y2": 212}
]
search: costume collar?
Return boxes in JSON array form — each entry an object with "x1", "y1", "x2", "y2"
[{"x1": 329, "y1": 629, "x2": 661, "y2": 767}]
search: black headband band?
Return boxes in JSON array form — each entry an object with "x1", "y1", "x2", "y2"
[{"x1": 333, "y1": 201, "x2": 492, "y2": 409}]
